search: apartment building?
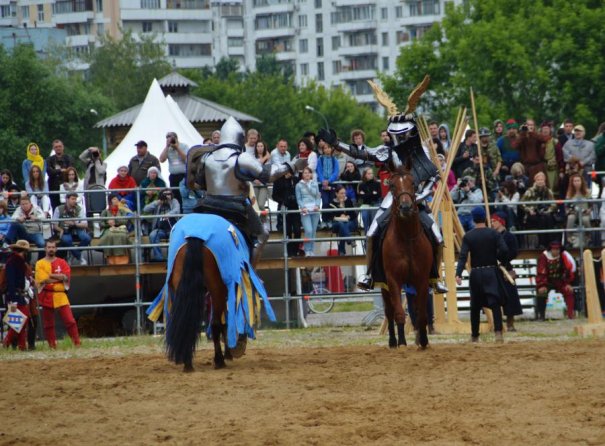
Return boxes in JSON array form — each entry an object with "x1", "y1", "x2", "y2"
[{"x1": 0, "y1": 0, "x2": 458, "y2": 104}]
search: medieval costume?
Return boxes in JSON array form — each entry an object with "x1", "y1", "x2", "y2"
[
  {"x1": 2, "y1": 241, "x2": 33, "y2": 350},
  {"x1": 536, "y1": 241, "x2": 576, "y2": 320},
  {"x1": 35, "y1": 253, "x2": 81, "y2": 348},
  {"x1": 518, "y1": 129, "x2": 546, "y2": 186},
  {"x1": 323, "y1": 77, "x2": 446, "y2": 292},
  {"x1": 456, "y1": 207, "x2": 509, "y2": 341}
]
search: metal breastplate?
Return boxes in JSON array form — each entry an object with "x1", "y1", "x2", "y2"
[{"x1": 204, "y1": 148, "x2": 248, "y2": 197}]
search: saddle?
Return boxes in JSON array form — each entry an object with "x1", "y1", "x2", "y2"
[
  {"x1": 371, "y1": 207, "x2": 439, "y2": 285},
  {"x1": 194, "y1": 195, "x2": 254, "y2": 252}
]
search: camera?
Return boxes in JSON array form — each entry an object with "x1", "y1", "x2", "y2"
[
  {"x1": 520, "y1": 125, "x2": 529, "y2": 132},
  {"x1": 459, "y1": 179, "x2": 468, "y2": 188},
  {"x1": 92, "y1": 151, "x2": 99, "y2": 158},
  {"x1": 170, "y1": 137, "x2": 176, "y2": 145}
]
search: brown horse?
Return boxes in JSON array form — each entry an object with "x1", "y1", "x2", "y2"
[
  {"x1": 165, "y1": 237, "x2": 248, "y2": 373},
  {"x1": 381, "y1": 164, "x2": 433, "y2": 349}
]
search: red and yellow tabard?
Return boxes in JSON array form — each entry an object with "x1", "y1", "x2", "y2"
[{"x1": 35, "y1": 258, "x2": 71, "y2": 308}]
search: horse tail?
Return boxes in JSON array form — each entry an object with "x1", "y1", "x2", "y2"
[{"x1": 166, "y1": 237, "x2": 206, "y2": 367}]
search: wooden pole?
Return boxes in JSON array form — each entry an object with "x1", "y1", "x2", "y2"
[
  {"x1": 469, "y1": 88, "x2": 491, "y2": 225},
  {"x1": 575, "y1": 249, "x2": 605, "y2": 337}
]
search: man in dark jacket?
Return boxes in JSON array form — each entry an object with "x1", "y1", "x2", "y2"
[
  {"x1": 455, "y1": 207, "x2": 509, "y2": 343},
  {"x1": 46, "y1": 139, "x2": 74, "y2": 209},
  {"x1": 128, "y1": 141, "x2": 161, "y2": 185}
]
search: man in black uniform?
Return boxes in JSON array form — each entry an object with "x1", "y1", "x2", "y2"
[{"x1": 455, "y1": 207, "x2": 509, "y2": 342}]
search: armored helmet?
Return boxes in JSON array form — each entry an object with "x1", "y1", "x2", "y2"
[
  {"x1": 219, "y1": 116, "x2": 245, "y2": 149},
  {"x1": 387, "y1": 115, "x2": 417, "y2": 146}
]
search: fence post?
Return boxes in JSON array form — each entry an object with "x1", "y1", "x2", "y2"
[
  {"x1": 281, "y1": 204, "x2": 291, "y2": 329},
  {"x1": 134, "y1": 188, "x2": 143, "y2": 335}
]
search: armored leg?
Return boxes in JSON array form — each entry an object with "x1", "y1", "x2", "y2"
[
  {"x1": 429, "y1": 243, "x2": 448, "y2": 294},
  {"x1": 357, "y1": 236, "x2": 376, "y2": 290}
]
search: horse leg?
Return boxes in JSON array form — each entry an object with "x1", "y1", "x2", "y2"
[
  {"x1": 204, "y1": 248, "x2": 228, "y2": 369},
  {"x1": 390, "y1": 282, "x2": 406, "y2": 347},
  {"x1": 223, "y1": 326, "x2": 233, "y2": 361},
  {"x1": 381, "y1": 289, "x2": 397, "y2": 348},
  {"x1": 414, "y1": 282, "x2": 430, "y2": 350},
  {"x1": 211, "y1": 322, "x2": 226, "y2": 369}
]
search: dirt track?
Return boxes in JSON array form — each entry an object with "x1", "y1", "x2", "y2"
[{"x1": 2, "y1": 340, "x2": 605, "y2": 445}]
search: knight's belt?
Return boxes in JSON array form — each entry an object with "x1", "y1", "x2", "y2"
[{"x1": 471, "y1": 265, "x2": 497, "y2": 270}]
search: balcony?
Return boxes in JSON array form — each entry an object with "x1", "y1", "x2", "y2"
[
  {"x1": 166, "y1": 0, "x2": 210, "y2": 9},
  {"x1": 163, "y1": 32, "x2": 213, "y2": 45},
  {"x1": 338, "y1": 44, "x2": 378, "y2": 57},
  {"x1": 253, "y1": 27, "x2": 295, "y2": 40},
  {"x1": 53, "y1": 0, "x2": 94, "y2": 24},
  {"x1": 335, "y1": 19, "x2": 377, "y2": 33},
  {"x1": 336, "y1": 67, "x2": 377, "y2": 81},
  {"x1": 121, "y1": 8, "x2": 211, "y2": 21}
]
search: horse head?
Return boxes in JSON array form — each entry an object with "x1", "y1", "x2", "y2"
[{"x1": 389, "y1": 165, "x2": 417, "y2": 219}]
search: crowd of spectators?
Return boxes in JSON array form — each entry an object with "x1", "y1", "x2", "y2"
[{"x1": 1, "y1": 118, "x2": 604, "y2": 269}]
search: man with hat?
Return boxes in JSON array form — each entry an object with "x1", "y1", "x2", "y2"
[
  {"x1": 478, "y1": 127, "x2": 502, "y2": 179},
  {"x1": 536, "y1": 240, "x2": 576, "y2": 320},
  {"x1": 2, "y1": 240, "x2": 33, "y2": 350},
  {"x1": 491, "y1": 213, "x2": 523, "y2": 331},
  {"x1": 455, "y1": 206, "x2": 509, "y2": 342},
  {"x1": 562, "y1": 124, "x2": 596, "y2": 187},
  {"x1": 497, "y1": 119, "x2": 520, "y2": 179},
  {"x1": 128, "y1": 140, "x2": 161, "y2": 186},
  {"x1": 35, "y1": 238, "x2": 80, "y2": 348}
]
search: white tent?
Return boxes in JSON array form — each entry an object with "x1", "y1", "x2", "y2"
[{"x1": 104, "y1": 79, "x2": 204, "y2": 186}]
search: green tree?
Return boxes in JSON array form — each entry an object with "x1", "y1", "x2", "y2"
[
  {"x1": 0, "y1": 44, "x2": 112, "y2": 185},
  {"x1": 87, "y1": 30, "x2": 172, "y2": 110},
  {"x1": 191, "y1": 71, "x2": 384, "y2": 151},
  {"x1": 383, "y1": 0, "x2": 605, "y2": 133}
]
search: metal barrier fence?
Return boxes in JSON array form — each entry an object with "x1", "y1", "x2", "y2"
[{"x1": 3, "y1": 186, "x2": 604, "y2": 333}]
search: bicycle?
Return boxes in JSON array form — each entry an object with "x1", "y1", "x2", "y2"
[{"x1": 305, "y1": 281, "x2": 335, "y2": 314}]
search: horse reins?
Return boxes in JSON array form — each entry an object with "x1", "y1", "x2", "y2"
[{"x1": 389, "y1": 172, "x2": 418, "y2": 214}]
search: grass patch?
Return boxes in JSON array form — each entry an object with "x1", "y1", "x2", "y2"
[{"x1": 332, "y1": 301, "x2": 373, "y2": 313}]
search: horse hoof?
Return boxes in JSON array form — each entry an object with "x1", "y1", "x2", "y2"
[
  {"x1": 224, "y1": 351, "x2": 234, "y2": 361},
  {"x1": 183, "y1": 364, "x2": 194, "y2": 373},
  {"x1": 417, "y1": 345, "x2": 428, "y2": 351},
  {"x1": 214, "y1": 361, "x2": 226, "y2": 370},
  {"x1": 230, "y1": 336, "x2": 248, "y2": 359}
]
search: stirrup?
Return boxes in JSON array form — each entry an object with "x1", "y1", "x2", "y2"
[
  {"x1": 432, "y1": 280, "x2": 448, "y2": 294},
  {"x1": 357, "y1": 275, "x2": 374, "y2": 291}
]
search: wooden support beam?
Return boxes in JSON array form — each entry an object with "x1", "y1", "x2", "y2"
[{"x1": 575, "y1": 249, "x2": 605, "y2": 337}]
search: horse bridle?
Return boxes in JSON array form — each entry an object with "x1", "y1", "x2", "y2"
[{"x1": 389, "y1": 172, "x2": 418, "y2": 213}]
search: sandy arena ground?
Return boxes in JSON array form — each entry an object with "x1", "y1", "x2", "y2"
[{"x1": 1, "y1": 337, "x2": 604, "y2": 445}]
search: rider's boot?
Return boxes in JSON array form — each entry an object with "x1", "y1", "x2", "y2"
[
  {"x1": 430, "y1": 243, "x2": 448, "y2": 294},
  {"x1": 357, "y1": 237, "x2": 375, "y2": 291}
]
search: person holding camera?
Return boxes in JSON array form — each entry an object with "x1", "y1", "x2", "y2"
[
  {"x1": 159, "y1": 131, "x2": 189, "y2": 205},
  {"x1": 450, "y1": 176, "x2": 484, "y2": 231},
  {"x1": 79, "y1": 146, "x2": 107, "y2": 190},
  {"x1": 52, "y1": 192, "x2": 91, "y2": 265},
  {"x1": 143, "y1": 188, "x2": 180, "y2": 262}
]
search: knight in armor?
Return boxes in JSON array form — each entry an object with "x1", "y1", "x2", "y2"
[
  {"x1": 186, "y1": 117, "x2": 303, "y2": 265},
  {"x1": 323, "y1": 111, "x2": 447, "y2": 293}
]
